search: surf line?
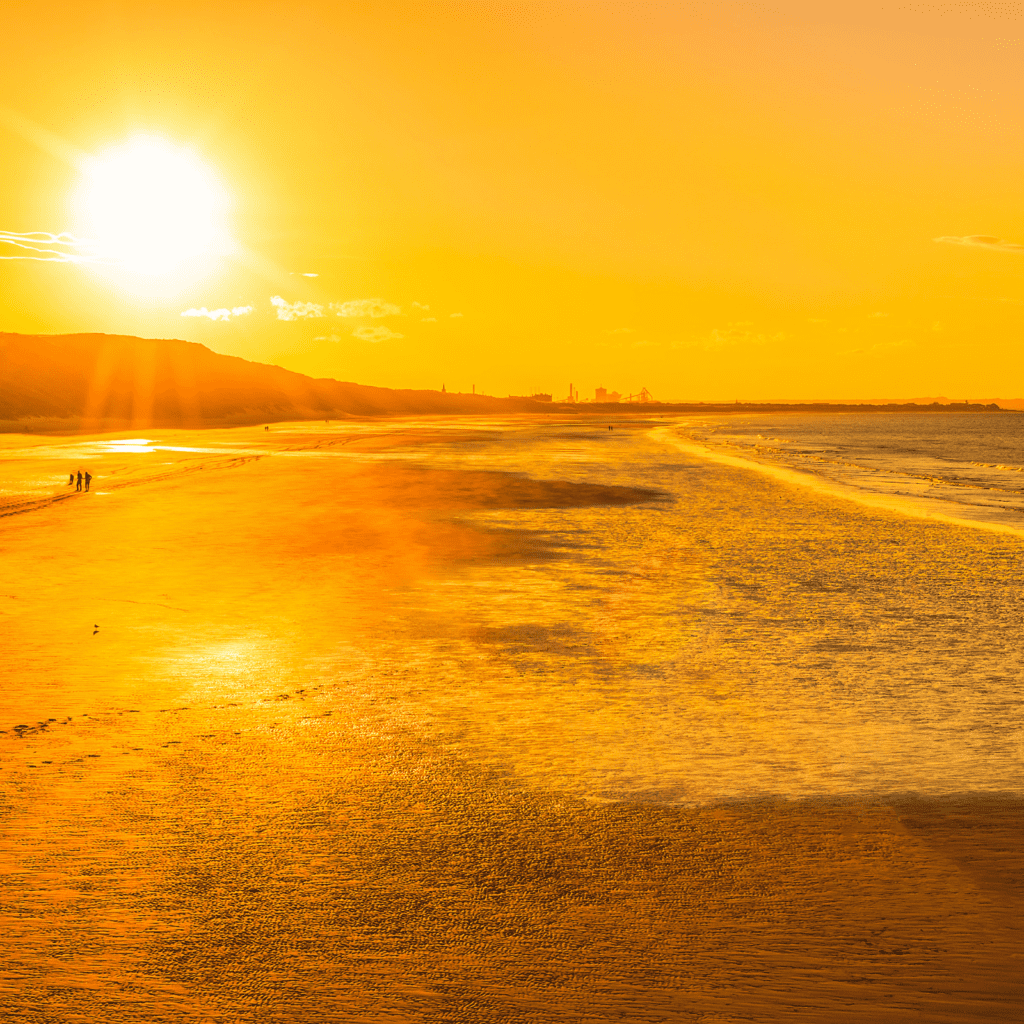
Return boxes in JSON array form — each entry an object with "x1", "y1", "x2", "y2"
[{"x1": 648, "y1": 425, "x2": 1024, "y2": 539}]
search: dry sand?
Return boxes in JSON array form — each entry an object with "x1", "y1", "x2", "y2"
[{"x1": 1, "y1": 425, "x2": 1021, "y2": 1022}]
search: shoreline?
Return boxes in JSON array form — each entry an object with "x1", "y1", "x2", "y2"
[
  {"x1": 653, "y1": 425, "x2": 1024, "y2": 539},
  {"x1": 1, "y1": 402, "x2": 1019, "y2": 438}
]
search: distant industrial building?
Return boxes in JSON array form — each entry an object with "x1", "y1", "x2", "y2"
[{"x1": 595, "y1": 387, "x2": 621, "y2": 403}]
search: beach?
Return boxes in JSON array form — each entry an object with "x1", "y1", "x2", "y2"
[{"x1": 2, "y1": 419, "x2": 1022, "y2": 1021}]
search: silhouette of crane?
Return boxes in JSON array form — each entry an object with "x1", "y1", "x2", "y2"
[{"x1": 624, "y1": 387, "x2": 654, "y2": 403}]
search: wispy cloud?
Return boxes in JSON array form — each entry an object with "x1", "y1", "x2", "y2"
[
  {"x1": 421, "y1": 317, "x2": 437, "y2": 322},
  {"x1": 412, "y1": 301, "x2": 429, "y2": 311},
  {"x1": 673, "y1": 323, "x2": 783, "y2": 352},
  {"x1": 449, "y1": 312, "x2": 463, "y2": 318},
  {"x1": 0, "y1": 113, "x2": 116, "y2": 266},
  {"x1": 934, "y1": 234, "x2": 1024, "y2": 254},
  {"x1": 272, "y1": 295, "x2": 404, "y2": 322},
  {"x1": 315, "y1": 333, "x2": 342, "y2": 342},
  {"x1": 0, "y1": 230, "x2": 109, "y2": 264},
  {"x1": 181, "y1": 305, "x2": 253, "y2": 321},
  {"x1": 270, "y1": 295, "x2": 324, "y2": 320},
  {"x1": 353, "y1": 325, "x2": 403, "y2": 342},
  {"x1": 608, "y1": 327, "x2": 634, "y2": 334},
  {"x1": 331, "y1": 298, "x2": 401, "y2": 318},
  {"x1": 844, "y1": 338, "x2": 915, "y2": 357},
  {"x1": 868, "y1": 311, "x2": 889, "y2": 318}
]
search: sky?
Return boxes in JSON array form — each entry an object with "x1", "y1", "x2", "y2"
[{"x1": 2, "y1": 0, "x2": 1023, "y2": 401}]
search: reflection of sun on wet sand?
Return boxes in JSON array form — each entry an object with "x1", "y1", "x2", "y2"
[{"x1": 1, "y1": 423, "x2": 1022, "y2": 1022}]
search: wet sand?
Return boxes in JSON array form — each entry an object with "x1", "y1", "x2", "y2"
[{"x1": 1, "y1": 425, "x2": 1022, "y2": 1021}]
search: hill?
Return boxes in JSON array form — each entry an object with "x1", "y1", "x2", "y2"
[{"x1": 0, "y1": 332, "x2": 549, "y2": 430}]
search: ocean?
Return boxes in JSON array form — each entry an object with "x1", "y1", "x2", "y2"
[
  {"x1": 323, "y1": 412, "x2": 1024, "y2": 804},
  {"x1": 673, "y1": 410, "x2": 1024, "y2": 533}
]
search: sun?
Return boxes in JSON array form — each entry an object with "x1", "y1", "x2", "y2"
[{"x1": 74, "y1": 136, "x2": 231, "y2": 280}]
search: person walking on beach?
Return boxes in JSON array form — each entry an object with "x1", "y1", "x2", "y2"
[
  {"x1": 84, "y1": 472, "x2": 92, "y2": 492},
  {"x1": 68, "y1": 472, "x2": 74, "y2": 485},
  {"x1": 76, "y1": 471, "x2": 82, "y2": 492}
]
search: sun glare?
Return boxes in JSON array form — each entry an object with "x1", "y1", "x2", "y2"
[{"x1": 74, "y1": 136, "x2": 231, "y2": 280}]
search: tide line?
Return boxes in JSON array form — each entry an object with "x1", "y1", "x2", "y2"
[{"x1": 649, "y1": 425, "x2": 1024, "y2": 539}]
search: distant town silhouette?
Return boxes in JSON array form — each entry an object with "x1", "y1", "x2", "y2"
[{"x1": 0, "y1": 331, "x2": 1005, "y2": 434}]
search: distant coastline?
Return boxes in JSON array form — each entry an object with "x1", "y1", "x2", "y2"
[{"x1": 0, "y1": 331, "x2": 1015, "y2": 434}]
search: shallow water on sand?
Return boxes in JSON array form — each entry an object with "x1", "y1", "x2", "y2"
[
  {"x1": 303, "y1": 417, "x2": 1023, "y2": 803},
  {"x1": 4, "y1": 416, "x2": 1023, "y2": 804}
]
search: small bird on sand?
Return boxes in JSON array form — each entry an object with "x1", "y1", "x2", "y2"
[{"x1": 93, "y1": 624, "x2": 99, "y2": 635}]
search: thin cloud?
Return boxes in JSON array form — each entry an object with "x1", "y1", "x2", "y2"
[
  {"x1": 844, "y1": 338, "x2": 914, "y2": 357},
  {"x1": 450, "y1": 312, "x2": 463, "y2": 318},
  {"x1": 331, "y1": 298, "x2": 401, "y2": 318},
  {"x1": 868, "y1": 312, "x2": 889, "y2": 318},
  {"x1": 270, "y1": 295, "x2": 324, "y2": 320},
  {"x1": 0, "y1": 230, "x2": 109, "y2": 264},
  {"x1": 673, "y1": 324, "x2": 783, "y2": 352},
  {"x1": 608, "y1": 327, "x2": 634, "y2": 334},
  {"x1": 421, "y1": 317, "x2": 437, "y2": 322},
  {"x1": 412, "y1": 301, "x2": 430, "y2": 310},
  {"x1": 353, "y1": 325, "x2": 403, "y2": 342},
  {"x1": 273, "y1": 295, "x2": 403, "y2": 321},
  {"x1": 314, "y1": 333, "x2": 342, "y2": 342},
  {"x1": 181, "y1": 305, "x2": 253, "y2": 321},
  {"x1": 934, "y1": 234, "x2": 1024, "y2": 254}
]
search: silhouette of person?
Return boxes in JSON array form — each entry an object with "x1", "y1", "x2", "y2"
[
  {"x1": 68, "y1": 473, "x2": 74, "y2": 485},
  {"x1": 84, "y1": 472, "x2": 92, "y2": 492},
  {"x1": 76, "y1": 471, "x2": 82, "y2": 492}
]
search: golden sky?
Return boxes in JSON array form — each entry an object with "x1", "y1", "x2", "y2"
[{"x1": 2, "y1": 1, "x2": 1023, "y2": 400}]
